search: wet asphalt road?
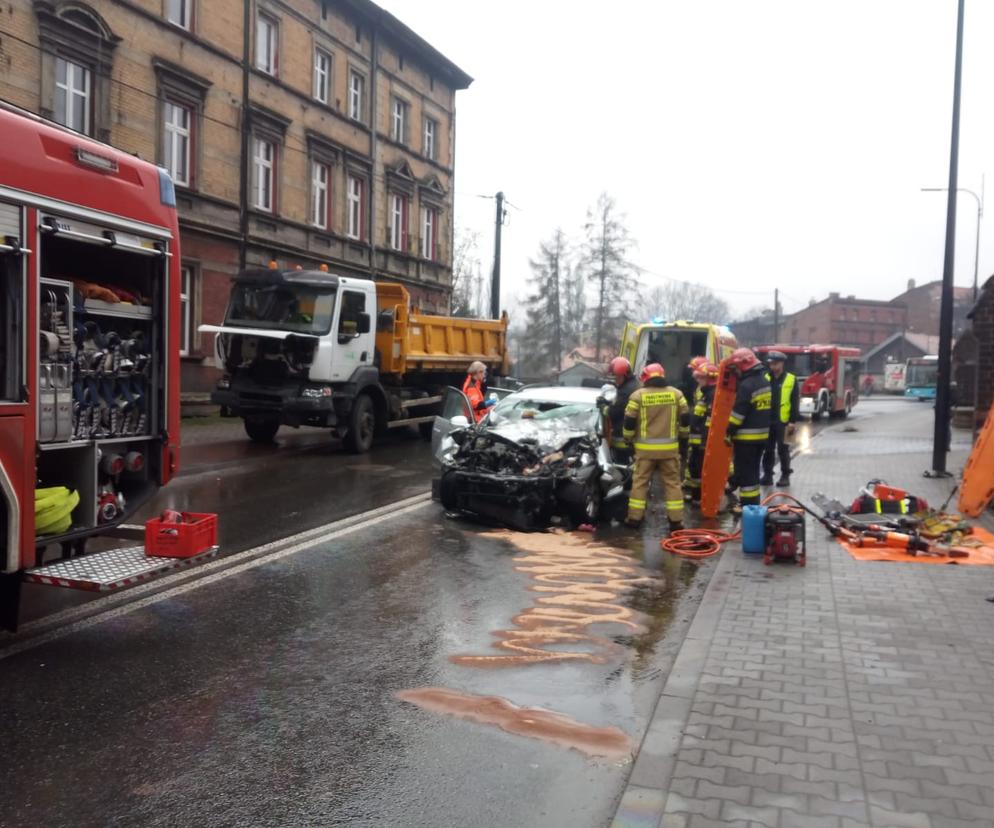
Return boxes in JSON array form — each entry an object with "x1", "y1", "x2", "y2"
[{"x1": 0, "y1": 407, "x2": 862, "y2": 826}]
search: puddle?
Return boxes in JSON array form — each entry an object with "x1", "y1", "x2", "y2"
[
  {"x1": 397, "y1": 687, "x2": 633, "y2": 759},
  {"x1": 451, "y1": 529, "x2": 659, "y2": 667}
]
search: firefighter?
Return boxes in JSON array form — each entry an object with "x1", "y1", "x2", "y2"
[
  {"x1": 462, "y1": 361, "x2": 493, "y2": 423},
  {"x1": 726, "y1": 348, "x2": 771, "y2": 508},
  {"x1": 760, "y1": 350, "x2": 799, "y2": 487},
  {"x1": 601, "y1": 356, "x2": 639, "y2": 464},
  {"x1": 685, "y1": 359, "x2": 719, "y2": 503},
  {"x1": 623, "y1": 363, "x2": 690, "y2": 532}
]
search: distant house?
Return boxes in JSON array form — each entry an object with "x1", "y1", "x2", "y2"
[
  {"x1": 556, "y1": 362, "x2": 606, "y2": 387},
  {"x1": 555, "y1": 346, "x2": 608, "y2": 387},
  {"x1": 861, "y1": 332, "x2": 942, "y2": 389},
  {"x1": 889, "y1": 279, "x2": 973, "y2": 338}
]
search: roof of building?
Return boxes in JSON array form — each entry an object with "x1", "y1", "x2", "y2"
[
  {"x1": 342, "y1": 0, "x2": 473, "y2": 89},
  {"x1": 967, "y1": 275, "x2": 994, "y2": 319},
  {"x1": 891, "y1": 280, "x2": 974, "y2": 303},
  {"x1": 861, "y1": 331, "x2": 942, "y2": 362}
]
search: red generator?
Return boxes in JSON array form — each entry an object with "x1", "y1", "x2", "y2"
[{"x1": 764, "y1": 504, "x2": 806, "y2": 566}]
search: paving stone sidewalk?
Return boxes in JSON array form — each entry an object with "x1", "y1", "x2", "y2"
[{"x1": 614, "y1": 403, "x2": 994, "y2": 828}]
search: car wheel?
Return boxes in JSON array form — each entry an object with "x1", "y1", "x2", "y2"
[
  {"x1": 565, "y1": 477, "x2": 602, "y2": 526},
  {"x1": 344, "y1": 394, "x2": 376, "y2": 453},
  {"x1": 244, "y1": 417, "x2": 279, "y2": 443}
]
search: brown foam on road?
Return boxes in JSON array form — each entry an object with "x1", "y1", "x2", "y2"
[
  {"x1": 452, "y1": 529, "x2": 657, "y2": 667},
  {"x1": 397, "y1": 687, "x2": 632, "y2": 759}
]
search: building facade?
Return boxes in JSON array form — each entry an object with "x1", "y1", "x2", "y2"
[
  {"x1": 783, "y1": 293, "x2": 907, "y2": 351},
  {"x1": 890, "y1": 279, "x2": 973, "y2": 338},
  {"x1": 0, "y1": 0, "x2": 471, "y2": 393}
]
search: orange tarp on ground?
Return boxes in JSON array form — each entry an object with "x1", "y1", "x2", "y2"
[{"x1": 835, "y1": 526, "x2": 994, "y2": 565}]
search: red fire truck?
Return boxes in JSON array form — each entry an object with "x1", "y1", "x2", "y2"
[
  {"x1": 754, "y1": 344, "x2": 862, "y2": 420},
  {"x1": 0, "y1": 103, "x2": 182, "y2": 629}
]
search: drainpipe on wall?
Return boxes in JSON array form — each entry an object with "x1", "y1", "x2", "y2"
[
  {"x1": 368, "y1": 18, "x2": 379, "y2": 277},
  {"x1": 238, "y1": 0, "x2": 252, "y2": 271}
]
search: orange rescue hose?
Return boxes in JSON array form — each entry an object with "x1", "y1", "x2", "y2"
[{"x1": 661, "y1": 491, "x2": 806, "y2": 558}]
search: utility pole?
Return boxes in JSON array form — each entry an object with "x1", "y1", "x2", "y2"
[
  {"x1": 490, "y1": 191, "x2": 505, "y2": 320},
  {"x1": 773, "y1": 288, "x2": 780, "y2": 342},
  {"x1": 931, "y1": 0, "x2": 965, "y2": 477}
]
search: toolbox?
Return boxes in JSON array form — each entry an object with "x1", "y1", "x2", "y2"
[{"x1": 145, "y1": 512, "x2": 218, "y2": 558}]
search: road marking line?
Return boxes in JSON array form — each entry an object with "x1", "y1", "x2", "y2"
[{"x1": 2, "y1": 493, "x2": 431, "y2": 658}]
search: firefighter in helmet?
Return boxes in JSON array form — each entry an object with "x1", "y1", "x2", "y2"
[
  {"x1": 601, "y1": 356, "x2": 639, "y2": 464},
  {"x1": 685, "y1": 359, "x2": 719, "y2": 503},
  {"x1": 623, "y1": 363, "x2": 689, "y2": 532},
  {"x1": 725, "y1": 348, "x2": 771, "y2": 508}
]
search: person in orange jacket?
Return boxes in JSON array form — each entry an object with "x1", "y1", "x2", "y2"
[{"x1": 462, "y1": 360, "x2": 494, "y2": 423}]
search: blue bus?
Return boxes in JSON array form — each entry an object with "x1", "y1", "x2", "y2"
[{"x1": 904, "y1": 355, "x2": 938, "y2": 400}]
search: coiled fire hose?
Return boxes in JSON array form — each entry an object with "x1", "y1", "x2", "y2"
[{"x1": 661, "y1": 492, "x2": 812, "y2": 559}]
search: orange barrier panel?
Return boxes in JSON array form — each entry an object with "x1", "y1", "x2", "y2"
[{"x1": 959, "y1": 404, "x2": 994, "y2": 517}]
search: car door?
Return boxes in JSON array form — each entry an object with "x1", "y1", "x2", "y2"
[{"x1": 431, "y1": 386, "x2": 473, "y2": 467}]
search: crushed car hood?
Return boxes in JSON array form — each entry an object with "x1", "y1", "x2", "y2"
[{"x1": 484, "y1": 420, "x2": 593, "y2": 454}]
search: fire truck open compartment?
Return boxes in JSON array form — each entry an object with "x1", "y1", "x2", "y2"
[{"x1": 34, "y1": 215, "x2": 167, "y2": 549}]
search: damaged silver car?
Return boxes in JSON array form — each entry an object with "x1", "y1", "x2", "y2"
[{"x1": 430, "y1": 385, "x2": 631, "y2": 530}]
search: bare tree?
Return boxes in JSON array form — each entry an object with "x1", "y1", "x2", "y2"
[
  {"x1": 643, "y1": 280, "x2": 731, "y2": 325},
  {"x1": 451, "y1": 227, "x2": 484, "y2": 317},
  {"x1": 579, "y1": 193, "x2": 639, "y2": 359}
]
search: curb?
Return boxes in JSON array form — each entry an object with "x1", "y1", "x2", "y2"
[{"x1": 611, "y1": 542, "x2": 738, "y2": 827}]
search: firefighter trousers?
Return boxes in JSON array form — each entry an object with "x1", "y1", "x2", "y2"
[
  {"x1": 732, "y1": 441, "x2": 764, "y2": 506},
  {"x1": 762, "y1": 423, "x2": 792, "y2": 479},
  {"x1": 686, "y1": 443, "x2": 704, "y2": 499},
  {"x1": 628, "y1": 452, "x2": 683, "y2": 524}
]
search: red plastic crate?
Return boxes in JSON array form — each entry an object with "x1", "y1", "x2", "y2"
[{"x1": 145, "y1": 512, "x2": 218, "y2": 558}]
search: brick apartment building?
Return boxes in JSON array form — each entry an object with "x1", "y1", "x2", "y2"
[
  {"x1": 733, "y1": 280, "x2": 974, "y2": 351},
  {"x1": 783, "y1": 293, "x2": 907, "y2": 350},
  {"x1": 0, "y1": 0, "x2": 471, "y2": 393}
]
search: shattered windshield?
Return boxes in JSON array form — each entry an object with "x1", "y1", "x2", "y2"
[
  {"x1": 225, "y1": 282, "x2": 337, "y2": 335},
  {"x1": 486, "y1": 398, "x2": 599, "y2": 433}
]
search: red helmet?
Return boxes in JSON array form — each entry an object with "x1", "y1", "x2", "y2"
[
  {"x1": 640, "y1": 362, "x2": 666, "y2": 382},
  {"x1": 729, "y1": 347, "x2": 760, "y2": 372},
  {"x1": 694, "y1": 360, "x2": 720, "y2": 384},
  {"x1": 609, "y1": 356, "x2": 632, "y2": 379},
  {"x1": 687, "y1": 356, "x2": 708, "y2": 373}
]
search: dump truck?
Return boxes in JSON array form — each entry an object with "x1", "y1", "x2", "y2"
[{"x1": 203, "y1": 266, "x2": 509, "y2": 452}]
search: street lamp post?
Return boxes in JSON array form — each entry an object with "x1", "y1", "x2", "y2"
[{"x1": 921, "y1": 180, "x2": 984, "y2": 301}]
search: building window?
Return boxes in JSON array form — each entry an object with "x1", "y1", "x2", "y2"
[
  {"x1": 390, "y1": 194, "x2": 408, "y2": 251},
  {"x1": 163, "y1": 101, "x2": 192, "y2": 187},
  {"x1": 347, "y1": 174, "x2": 364, "y2": 240},
  {"x1": 310, "y1": 161, "x2": 330, "y2": 230},
  {"x1": 421, "y1": 206, "x2": 437, "y2": 261},
  {"x1": 252, "y1": 137, "x2": 275, "y2": 212},
  {"x1": 391, "y1": 98, "x2": 408, "y2": 143},
  {"x1": 313, "y1": 48, "x2": 331, "y2": 104},
  {"x1": 423, "y1": 117, "x2": 436, "y2": 161},
  {"x1": 349, "y1": 71, "x2": 365, "y2": 121},
  {"x1": 179, "y1": 264, "x2": 194, "y2": 356},
  {"x1": 55, "y1": 57, "x2": 91, "y2": 134},
  {"x1": 256, "y1": 13, "x2": 278, "y2": 76},
  {"x1": 166, "y1": 0, "x2": 191, "y2": 30}
]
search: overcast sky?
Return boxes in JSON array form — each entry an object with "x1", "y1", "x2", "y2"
[{"x1": 377, "y1": 1, "x2": 993, "y2": 318}]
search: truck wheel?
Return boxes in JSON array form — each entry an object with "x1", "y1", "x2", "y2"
[
  {"x1": 841, "y1": 395, "x2": 852, "y2": 418},
  {"x1": 345, "y1": 394, "x2": 376, "y2": 453},
  {"x1": 244, "y1": 417, "x2": 280, "y2": 443},
  {"x1": 812, "y1": 396, "x2": 827, "y2": 421}
]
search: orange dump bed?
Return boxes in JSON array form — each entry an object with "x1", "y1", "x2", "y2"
[{"x1": 374, "y1": 283, "x2": 509, "y2": 377}]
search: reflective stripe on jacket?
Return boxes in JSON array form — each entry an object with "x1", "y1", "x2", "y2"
[
  {"x1": 622, "y1": 383, "x2": 689, "y2": 455},
  {"x1": 688, "y1": 385, "x2": 715, "y2": 446},
  {"x1": 728, "y1": 366, "x2": 771, "y2": 442}
]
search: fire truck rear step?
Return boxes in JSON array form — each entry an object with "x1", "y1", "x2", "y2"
[{"x1": 24, "y1": 545, "x2": 219, "y2": 592}]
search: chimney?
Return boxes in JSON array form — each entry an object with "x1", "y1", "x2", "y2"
[
  {"x1": 907, "y1": 278, "x2": 916, "y2": 291},
  {"x1": 829, "y1": 292, "x2": 840, "y2": 300}
]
